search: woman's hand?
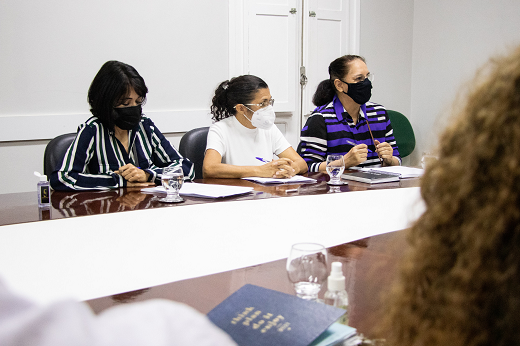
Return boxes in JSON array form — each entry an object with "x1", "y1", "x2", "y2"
[
  {"x1": 374, "y1": 140, "x2": 396, "y2": 165},
  {"x1": 273, "y1": 158, "x2": 298, "y2": 178},
  {"x1": 343, "y1": 144, "x2": 368, "y2": 167},
  {"x1": 116, "y1": 164, "x2": 150, "y2": 183},
  {"x1": 256, "y1": 158, "x2": 296, "y2": 178},
  {"x1": 288, "y1": 159, "x2": 302, "y2": 176}
]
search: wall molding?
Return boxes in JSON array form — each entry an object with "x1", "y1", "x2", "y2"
[
  {"x1": 0, "y1": 110, "x2": 214, "y2": 142},
  {"x1": 228, "y1": 0, "x2": 245, "y2": 78},
  {"x1": 349, "y1": 0, "x2": 361, "y2": 54}
]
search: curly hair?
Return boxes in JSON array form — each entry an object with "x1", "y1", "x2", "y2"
[
  {"x1": 210, "y1": 75, "x2": 268, "y2": 122},
  {"x1": 381, "y1": 45, "x2": 520, "y2": 346}
]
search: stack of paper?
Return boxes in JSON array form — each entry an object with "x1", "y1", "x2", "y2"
[
  {"x1": 142, "y1": 183, "x2": 254, "y2": 199},
  {"x1": 341, "y1": 170, "x2": 400, "y2": 184},
  {"x1": 359, "y1": 166, "x2": 424, "y2": 179}
]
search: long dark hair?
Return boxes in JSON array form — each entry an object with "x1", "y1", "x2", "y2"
[
  {"x1": 312, "y1": 55, "x2": 366, "y2": 107},
  {"x1": 87, "y1": 61, "x2": 148, "y2": 130},
  {"x1": 210, "y1": 75, "x2": 268, "y2": 122}
]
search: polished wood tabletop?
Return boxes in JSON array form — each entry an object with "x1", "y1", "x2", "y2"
[
  {"x1": 0, "y1": 172, "x2": 420, "y2": 338},
  {"x1": 86, "y1": 231, "x2": 407, "y2": 338},
  {"x1": 0, "y1": 172, "x2": 420, "y2": 227}
]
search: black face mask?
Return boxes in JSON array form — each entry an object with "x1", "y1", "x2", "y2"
[
  {"x1": 113, "y1": 105, "x2": 142, "y2": 130},
  {"x1": 342, "y1": 78, "x2": 372, "y2": 105}
]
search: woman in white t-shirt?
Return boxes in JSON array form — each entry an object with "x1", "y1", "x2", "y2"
[{"x1": 203, "y1": 75, "x2": 307, "y2": 178}]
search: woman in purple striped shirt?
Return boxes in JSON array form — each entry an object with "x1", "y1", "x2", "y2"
[{"x1": 299, "y1": 55, "x2": 401, "y2": 172}]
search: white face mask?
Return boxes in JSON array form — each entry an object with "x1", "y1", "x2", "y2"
[{"x1": 243, "y1": 105, "x2": 276, "y2": 130}]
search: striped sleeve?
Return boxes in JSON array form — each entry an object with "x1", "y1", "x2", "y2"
[
  {"x1": 50, "y1": 123, "x2": 122, "y2": 191},
  {"x1": 368, "y1": 104, "x2": 401, "y2": 165},
  {"x1": 362, "y1": 103, "x2": 401, "y2": 167},
  {"x1": 299, "y1": 113, "x2": 327, "y2": 172},
  {"x1": 140, "y1": 118, "x2": 195, "y2": 182}
]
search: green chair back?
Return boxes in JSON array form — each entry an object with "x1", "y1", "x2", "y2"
[{"x1": 386, "y1": 110, "x2": 415, "y2": 158}]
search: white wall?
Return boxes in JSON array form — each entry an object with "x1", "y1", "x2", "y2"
[
  {"x1": 0, "y1": 0, "x2": 228, "y2": 194},
  {"x1": 359, "y1": 0, "x2": 414, "y2": 165},
  {"x1": 4, "y1": 0, "x2": 520, "y2": 194},
  {"x1": 410, "y1": 0, "x2": 520, "y2": 163},
  {"x1": 360, "y1": 0, "x2": 520, "y2": 166},
  {"x1": 359, "y1": 0, "x2": 414, "y2": 118}
]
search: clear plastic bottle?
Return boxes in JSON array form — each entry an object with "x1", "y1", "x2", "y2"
[
  {"x1": 37, "y1": 174, "x2": 51, "y2": 208},
  {"x1": 324, "y1": 262, "x2": 349, "y2": 325}
]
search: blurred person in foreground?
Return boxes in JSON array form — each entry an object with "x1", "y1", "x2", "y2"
[
  {"x1": 381, "y1": 45, "x2": 520, "y2": 346},
  {"x1": 0, "y1": 278, "x2": 236, "y2": 345}
]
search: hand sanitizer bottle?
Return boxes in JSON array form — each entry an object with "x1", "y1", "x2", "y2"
[
  {"x1": 324, "y1": 262, "x2": 349, "y2": 325},
  {"x1": 34, "y1": 171, "x2": 51, "y2": 208}
]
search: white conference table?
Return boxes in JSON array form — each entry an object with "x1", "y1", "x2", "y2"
[{"x1": 0, "y1": 173, "x2": 424, "y2": 308}]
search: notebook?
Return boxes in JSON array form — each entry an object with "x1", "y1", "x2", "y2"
[
  {"x1": 207, "y1": 284, "x2": 354, "y2": 346},
  {"x1": 341, "y1": 170, "x2": 400, "y2": 184},
  {"x1": 359, "y1": 166, "x2": 424, "y2": 179}
]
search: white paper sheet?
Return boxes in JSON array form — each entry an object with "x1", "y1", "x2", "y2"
[
  {"x1": 242, "y1": 176, "x2": 317, "y2": 184},
  {"x1": 0, "y1": 187, "x2": 425, "y2": 305},
  {"x1": 142, "y1": 182, "x2": 254, "y2": 198}
]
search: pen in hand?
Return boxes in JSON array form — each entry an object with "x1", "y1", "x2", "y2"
[
  {"x1": 346, "y1": 140, "x2": 373, "y2": 153},
  {"x1": 255, "y1": 157, "x2": 271, "y2": 163},
  {"x1": 256, "y1": 157, "x2": 292, "y2": 178}
]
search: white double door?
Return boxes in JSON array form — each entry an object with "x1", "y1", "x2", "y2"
[{"x1": 230, "y1": 0, "x2": 359, "y2": 147}]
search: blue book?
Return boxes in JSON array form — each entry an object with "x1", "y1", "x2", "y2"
[{"x1": 207, "y1": 284, "x2": 351, "y2": 346}]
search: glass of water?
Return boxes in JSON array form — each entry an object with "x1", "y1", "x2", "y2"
[
  {"x1": 286, "y1": 243, "x2": 328, "y2": 301},
  {"x1": 159, "y1": 166, "x2": 184, "y2": 203},
  {"x1": 326, "y1": 154, "x2": 345, "y2": 185},
  {"x1": 420, "y1": 152, "x2": 438, "y2": 169}
]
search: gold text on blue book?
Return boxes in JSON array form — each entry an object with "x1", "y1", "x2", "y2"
[{"x1": 230, "y1": 307, "x2": 292, "y2": 333}]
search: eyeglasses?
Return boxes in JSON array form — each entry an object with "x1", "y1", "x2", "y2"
[
  {"x1": 342, "y1": 72, "x2": 374, "y2": 84},
  {"x1": 244, "y1": 98, "x2": 275, "y2": 108}
]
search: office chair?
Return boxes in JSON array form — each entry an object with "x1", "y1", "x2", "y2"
[
  {"x1": 386, "y1": 110, "x2": 415, "y2": 158},
  {"x1": 179, "y1": 127, "x2": 210, "y2": 180},
  {"x1": 43, "y1": 133, "x2": 76, "y2": 177}
]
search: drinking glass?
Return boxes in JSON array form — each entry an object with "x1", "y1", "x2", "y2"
[
  {"x1": 159, "y1": 166, "x2": 184, "y2": 203},
  {"x1": 286, "y1": 243, "x2": 328, "y2": 301},
  {"x1": 328, "y1": 185, "x2": 342, "y2": 194},
  {"x1": 326, "y1": 154, "x2": 345, "y2": 185},
  {"x1": 420, "y1": 152, "x2": 439, "y2": 169}
]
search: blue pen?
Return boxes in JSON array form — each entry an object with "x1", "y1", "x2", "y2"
[
  {"x1": 255, "y1": 157, "x2": 270, "y2": 163},
  {"x1": 346, "y1": 140, "x2": 373, "y2": 153}
]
